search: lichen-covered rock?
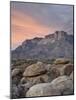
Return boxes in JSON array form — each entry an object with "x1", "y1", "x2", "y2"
[
  {"x1": 53, "y1": 58, "x2": 70, "y2": 65},
  {"x1": 23, "y1": 62, "x2": 47, "y2": 77}
]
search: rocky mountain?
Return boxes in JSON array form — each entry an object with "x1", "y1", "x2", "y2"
[{"x1": 12, "y1": 31, "x2": 74, "y2": 60}]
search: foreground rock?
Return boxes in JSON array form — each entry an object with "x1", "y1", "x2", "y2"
[
  {"x1": 22, "y1": 62, "x2": 50, "y2": 84},
  {"x1": 51, "y1": 76, "x2": 73, "y2": 95},
  {"x1": 26, "y1": 76, "x2": 73, "y2": 97},
  {"x1": 26, "y1": 83, "x2": 61, "y2": 97},
  {"x1": 23, "y1": 62, "x2": 47, "y2": 77}
]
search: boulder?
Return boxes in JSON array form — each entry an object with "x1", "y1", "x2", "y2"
[
  {"x1": 17, "y1": 83, "x2": 33, "y2": 98},
  {"x1": 51, "y1": 76, "x2": 74, "y2": 95},
  {"x1": 63, "y1": 64, "x2": 74, "y2": 76},
  {"x1": 23, "y1": 62, "x2": 47, "y2": 77},
  {"x1": 26, "y1": 76, "x2": 74, "y2": 97},
  {"x1": 26, "y1": 83, "x2": 61, "y2": 97},
  {"x1": 48, "y1": 67, "x2": 60, "y2": 80},
  {"x1": 45, "y1": 64, "x2": 52, "y2": 71},
  {"x1": 26, "y1": 74, "x2": 49, "y2": 84},
  {"x1": 11, "y1": 68, "x2": 22, "y2": 77},
  {"x1": 53, "y1": 58, "x2": 70, "y2": 65},
  {"x1": 49, "y1": 64, "x2": 74, "y2": 76}
]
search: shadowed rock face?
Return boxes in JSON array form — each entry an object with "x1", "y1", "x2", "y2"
[{"x1": 12, "y1": 31, "x2": 74, "y2": 60}]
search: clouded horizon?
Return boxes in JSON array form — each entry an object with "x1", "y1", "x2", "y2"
[{"x1": 11, "y1": 1, "x2": 73, "y2": 49}]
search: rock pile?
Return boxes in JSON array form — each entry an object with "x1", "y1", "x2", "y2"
[
  {"x1": 11, "y1": 58, "x2": 74, "y2": 99},
  {"x1": 26, "y1": 76, "x2": 73, "y2": 97},
  {"x1": 23, "y1": 62, "x2": 49, "y2": 84}
]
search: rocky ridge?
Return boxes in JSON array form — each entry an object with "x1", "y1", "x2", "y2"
[{"x1": 12, "y1": 31, "x2": 74, "y2": 60}]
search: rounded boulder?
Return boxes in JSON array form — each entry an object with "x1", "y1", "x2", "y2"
[{"x1": 23, "y1": 62, "x2": 47, "y2": 77}]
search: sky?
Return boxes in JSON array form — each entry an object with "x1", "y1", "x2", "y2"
[{"x1": 11, "y1": 1, "x2": 73, "y2": 49}]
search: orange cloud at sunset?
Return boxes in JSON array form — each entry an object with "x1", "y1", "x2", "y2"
[{"x1": 11, "y1": 10, "x2": 56, "y2": 49}]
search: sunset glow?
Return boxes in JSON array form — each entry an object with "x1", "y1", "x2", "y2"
[
  {"x1": 11, "y1": 2, "x2": 73, "y2": 49},
  {"x1": 11, "y1": 10, "x2": 55, "y2": 49}
]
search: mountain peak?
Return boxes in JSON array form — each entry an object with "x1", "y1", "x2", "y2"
[
  {"x1": 12, "y1": 30, "x2": 73, "y2": 60},
  {"x1": 54, "y1": 31, "x2": 67, "y2": 40},
  {"x1": 45, "y1": 31, "x2": 67, "y2": 40}
]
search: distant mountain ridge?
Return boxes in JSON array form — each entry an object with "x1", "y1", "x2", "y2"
[{"x1": 12, "y1": 31, "x2": 74, "y2": 60}]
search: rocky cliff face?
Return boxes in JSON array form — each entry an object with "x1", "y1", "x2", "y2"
[
  {"x1": 45, "y1": 31, "x2": 67, "y2": 40},
  {"x1": 12, "y1": 31, "x2": 74, "y2": 60}
]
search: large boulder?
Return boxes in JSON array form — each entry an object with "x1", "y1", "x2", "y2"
[
  {"x1": 26, "y1": 83, "x2": 61, "y2": 97},
  {"x1": 26, "y1": 76, "x2": 73, "y2": 97},
  {"x1": 51, "y1": 76, "x2": 74, "y2": 95},
  {"x1": 23, "y1": 62, "x2": 47, "y2": 77},
  {"x1": 53, "y1": 58, "x2": 70, "y2": 65}
]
